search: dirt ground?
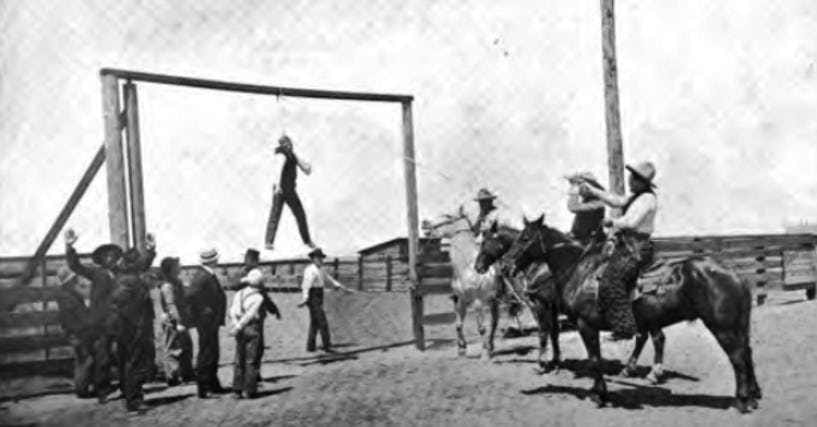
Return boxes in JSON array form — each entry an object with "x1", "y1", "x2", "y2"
[{"x1": 2, "y1": 290, "x2": 816, "y2": 426}]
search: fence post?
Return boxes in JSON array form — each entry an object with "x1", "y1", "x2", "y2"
[
  {"x1": 101, "y1": 73, "x2": 129, "y2": 248},
  {"x1": 385, "y1": 255, "x2": 392, "y2": 292},
  {"x1": 40, "y1": 258, "x2": 50, "y2": 362},
  {"x1": 401, "y1": 100, "x2": 424, "y2": 350},
  {"x1": 358, "y1": 256, "x2": 364, "y2": 291},
  {"x1": 124, "y1": 82, "x2": 146, "y2": 251}
]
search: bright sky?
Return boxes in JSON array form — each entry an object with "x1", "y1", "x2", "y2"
[{"x1": 1, "y1": 0, "x2": 815, "y2": 263}]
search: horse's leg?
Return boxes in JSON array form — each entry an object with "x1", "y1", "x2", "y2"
[
  {"x1": 547, "y1": 304, "x2": 561, "y2": 372},
  {"x1": 621, "y1": 330, "x2": 649, "y2": 378},
  {"x1": 645, "y1": 329, "x2": 666, "y2": 384},
  {"x1": 709, "y1": 327, "x2": 752, "y2": 413},
  {"x1": 529, "y1": 299, "x2": 551, "y2": 373},
  {"x1": 481, "y1": 299, "x2": 499, "y2": 361},
  {"x1": 744, "y1": 336, "x2": 762, "y2": 407},
  {"x1": 454, "y1": 295, "x2": 468, "y2": 357},
  {"x1": 577, "y1": 318, "x2": 607, "y2": 407}
]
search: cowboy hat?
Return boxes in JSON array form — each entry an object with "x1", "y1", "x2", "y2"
[
  {"x1": 199, "y1": 248, "x2": 219, "y2": 265},
  {"x1": 240, "y1": 268, "x2": 264, "y2": 288},
  {"x1": 626, "y1": 161, "x2": 657, "y2": 188},
  {"x1": 91, "y1": 244, "x2": 123, "y2": 266},
  {"x1": 244, "y1": 248, "x2": 260, "y2": 262},
  {"x1": 308, "y1": 248, "x2": 327, "y2": 259},
  {"x1": 474, "y1": 188, "x2": 497, "y2": 201},
  {"x1": 565, "y1": 171, "x2": 605, "y2": 190},
  {"x1": 57, "y1": 266, "x2": 77, "y2": 286}
]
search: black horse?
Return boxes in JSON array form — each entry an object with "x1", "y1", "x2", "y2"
[
  {"x1": 476, "y1": 215, "x2": 761, "y2": 413},
  {"x1": 475, "y1": 221, "x2": 669, "y2": 381}
]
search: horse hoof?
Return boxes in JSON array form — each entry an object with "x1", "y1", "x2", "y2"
[
  {"x1": 747, "y1": 398, "x2": 759, "y2": 410},
  {"x1": 538, "y1": 361, "x2": 560, "y2": 374},
  {"x1": 734, "y1": 399, "x2": 751, "y2": 414},
  {"x1": 589, "y1": 392, "x2": 606, "y2": 408},
  {"x1": 481, "y1": 352, "x2": 493, "y2": 362},
  {"x1": 620, "y1": 367, "x2": 637, "y2": 378},
  {"x1": 457, "y1": 347, "x2": 467, "y2": 357},
  {"x1": 646, "y1": 372, "x2": 661, "y2": 385}
]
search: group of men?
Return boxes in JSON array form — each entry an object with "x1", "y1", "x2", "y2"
[
  {"x1": 55, "y1": 225, "x2": 352, "y2": 413},
  {"x1": 472, "y1": 161, "x2": 659, "y2": 341}
]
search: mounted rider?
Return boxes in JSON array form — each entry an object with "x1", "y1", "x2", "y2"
[
  {"x1": 580, "y1": 161, "x2": 658, "y2": 341},
  {"x1": 468, "y1": 188, "x2": 515, "y2": 238},
  {"x1": 565, "y1": 171, "x2": 606, "y2": 247}
]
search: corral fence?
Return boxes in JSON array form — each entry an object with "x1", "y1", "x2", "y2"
[{"x1": 412, "y1": 233, "x2": 817, "y2": 350}]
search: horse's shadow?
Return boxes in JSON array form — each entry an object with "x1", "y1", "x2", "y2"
[
  {"x1": 521, "y1": 382, "x2": 732, "y2": 411},
  {"x1": 524, "y1": 358, "x2": 699, "y2": 383}
]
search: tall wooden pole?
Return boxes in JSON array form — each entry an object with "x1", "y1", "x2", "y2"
[
  {"x1": 601, "y1": 0, "x2": 626, "y2": 211},
  {"x1": 124, "y1": 82, "x2": 146, "y2": 250},
  {"x1": 401, "y1": 101, "x2": 424, "y2": 350},
  {"x1": 101, "y1": 75, "x2": 130, "y2": 248}
]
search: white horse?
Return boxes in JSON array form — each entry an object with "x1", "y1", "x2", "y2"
[{"x1": 422, "y1": 207, "x2": 528, "y2": 360}]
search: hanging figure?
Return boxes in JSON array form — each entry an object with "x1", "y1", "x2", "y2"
[
  {"x1": 580, "y1": 161, "x2": 658, "y2": 341},
  {"x1": 157, "y1": 257, "x2": 194, "y2": 386},
  {"x1": 298, "y1": 248, "x2": 353, "y2": 353},
  {"x1": 64, "y1": 229, "x2": 123, "y2": 404},
  {"x1": 55, "y1": 267, "x2": 95, "y2": 399},
  {"x1": 265, "y1": 134, "x2": 317, "y2": 251}
]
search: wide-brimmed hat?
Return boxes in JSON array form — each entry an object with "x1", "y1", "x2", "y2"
[
  {"x1": 474, "y1": 188, "x2": 497, "y2": 201},
  {"x1": 566, "y1": 171, "x2": 605, "y2": 190},
  {"x1": 308, "y1": 248, "x2": 327, "y2": 259},
  {"x1": 626, "y1": 161, "x2": 657, "y2": 188},
  {"x1": 199, "y1": 248, "x2": 219, "y2": 265},
  {"x1": 240, "y1": 268, "x2": 264, "y2": 288},
  {"x1": 91, "y1": 244, "x2": 123, "y2": 265},
  {"x1": 57, "y1": 266, "x2": 77, "y2": 286},
  {"x1": 244, "y1": 248, "x2": 260, "y2": 262}
]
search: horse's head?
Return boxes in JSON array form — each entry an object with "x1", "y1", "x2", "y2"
[
  {"x1": 501, "y1": 214, "x2": 565, "y2": 276},
  {"x1": 474, "y1": 221, "x2": 518, "y2": 274},
  {"x1": 421, "y1": 205, "x2": 473, "y2": 239}
]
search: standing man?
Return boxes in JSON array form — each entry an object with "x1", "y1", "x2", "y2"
[
  {"x1": 241, "y1": 248, "x2": 281, "y2": 319},
  {"x1": 110, "y1": 238, "x2": 158, "y2": 413},
  {"x1": 54, "y1": 267, "x2": 94, "y2": 399},
  {"x1": 157, "y1": 257, "x2": 194, "y2": 386},
  {"x1": 187, "y1": 248, "x2": 227, "y2": 398},
  {"x1": 265, "y1": 134, "x2": 317, "y2": 251},
  {"x1": 228, "y1": 269, "x2": 266, "y2": 399},
  {"x1": 64, "y1": 229, "x2": 123, "y2": 404},
  {"x1": 298, "y1": 248, "x2": 353, "y2": 353},
  {"x1": 565, "y1": 171, "x2": 606, "y2": 246},
  {"x1": 580, "y1": 161, "x2": 658, "y2": 341}
]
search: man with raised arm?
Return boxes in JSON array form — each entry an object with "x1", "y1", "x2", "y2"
[
  {"x1": 64, "y1": 229, "x2": 124, "y2": 404},
  {"x1": 297, "y1": 248, "x2": 353, "y2": 353},
  {"x1": 265, "y1": 134, "x2": 317, "y2": 251},
  {"x1": 580, "y1": 161, "x2": 658, "y2": 341}
]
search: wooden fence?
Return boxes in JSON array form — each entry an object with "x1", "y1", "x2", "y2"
[{"x1": 1, "y1": 233, "x2": 815, "y2": 370}]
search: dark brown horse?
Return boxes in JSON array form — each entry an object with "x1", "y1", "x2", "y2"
[
  {"x1": 475, "y1": 221, "x2": 668, "y2": 381},
  {"x1": 479, "y1": 215, "x2": 761, "y2": 413}
]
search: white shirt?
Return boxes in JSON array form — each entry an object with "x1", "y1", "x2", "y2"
[
  {"x1": 229, "y1": 286, "x2": 264, "y2": 330},
  {"x1": 611, "y1": 192, "x2": 657, "y2": 235},
  {"x1": 300, "y1": 263, "x2": 344, "y2": 303},
  {"x1": 467, "y1": 204, "x2": 516, "y2": 236}
]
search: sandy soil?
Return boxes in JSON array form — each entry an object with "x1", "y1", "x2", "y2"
[{"x1": 1, "y1": 290, "x2": 816, "y2": 426}]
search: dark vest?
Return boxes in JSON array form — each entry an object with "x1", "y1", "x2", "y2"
[
  {"x1": 570, "y1": 199, "x2": 604, "y2": 241},
  {"x1": 277, "y1": 149, "x2": 298, "y2": 193}
]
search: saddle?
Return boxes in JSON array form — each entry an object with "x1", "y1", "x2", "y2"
[{"x1": 575, "y1": 250, "x2": 685, "y2": 302}]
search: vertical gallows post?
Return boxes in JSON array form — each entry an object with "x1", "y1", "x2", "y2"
[
  {"x1": 101, "y1": 73, "x2": 130, "y2": 247},
  {"x1": 601, "y1": 0, "x2": 626, "y2": 214},
  {"x1": 401, "y1": 100, "x2": 424, "y2": 350},
  {"x1": 124, "y1": 81, "x2": 146, "y2": 250}
]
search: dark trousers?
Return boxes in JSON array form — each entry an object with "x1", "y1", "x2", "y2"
[
  {"x1": 265, "y1": 190, "x2": 313, "y2": 246},
  {"x1": 91, "y1": 335, "x2": 113, "y2": 397},
  {"x1": 195, "y1": 324, "x2": 221, "y2": 391},
  {"x1": 306, "y1": 288, "x2": 330, "y2": 351},
  {"x1": 120, "y1": 322, "x2": 155, "y2": 410},
  {"x1": 68, "y1": 335, "x2": 94, "y2": 397},
  {"x1": 162, "y1": 323, "x2": 194, "y2": 383},
  {"x1": 599, "y1": 235, "x2": 654, "y2": 336},
  {"x1": 232, "y1": 322, "x2": 263, "y2": 395}
]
